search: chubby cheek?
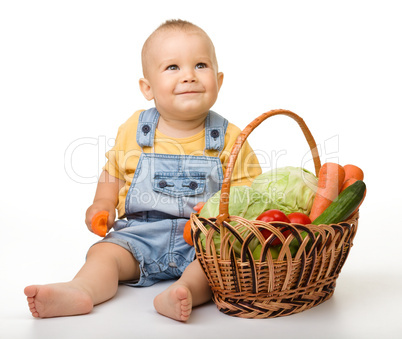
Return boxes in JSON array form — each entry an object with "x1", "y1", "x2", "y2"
[
  {"x1": 205, "y1": 82, "x2": 220, "y2": 103},
  {"x1": 153, "y1": 84, "x2": 175, "y2": 104},
  {"x1": 205, "y1": 75, "x2": 222, "y2": 95},
  {"x1": 149, "y1": 72, "x2": 173, "y2": 92}
]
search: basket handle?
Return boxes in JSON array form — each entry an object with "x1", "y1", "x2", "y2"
[{"x1": 216, "y1": 109, "x2": 321, "y2": 226}]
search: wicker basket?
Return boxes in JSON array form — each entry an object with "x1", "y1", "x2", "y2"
[{"x1": 190, "y1": 109, "x2": 358, "y2": 319}]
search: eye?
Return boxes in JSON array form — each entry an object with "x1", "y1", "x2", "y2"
[
  {"x1": 195, "y1": 63, "x2": 207, "y2": 69},
  {"x1": 166, "y1": 65, "x2": 179, "y2": 71}
]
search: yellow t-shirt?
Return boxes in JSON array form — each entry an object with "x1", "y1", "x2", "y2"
[{"x1": 104, "y1": 110, "x2": 262, "y2": 218}]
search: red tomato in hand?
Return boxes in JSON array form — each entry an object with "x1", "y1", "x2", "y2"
[
  {"x1": 256, "y1": 210, "x2": 291, "y2": 245},
  {"x1": 287, "y1": 212, "x2": 312, "y2": 225}
]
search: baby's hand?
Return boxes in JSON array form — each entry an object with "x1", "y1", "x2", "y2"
[
  {"x1": 91, "y1": 211, "x2": 109, "y2": 237},
  {"x1": 85, "y1": 201, "x2": 116, "y2": 236},
  {"x1": 193, "y1": 202, "x2": 205, "y2": 212}
]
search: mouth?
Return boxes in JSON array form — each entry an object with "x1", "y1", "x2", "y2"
[
  {"x1": 177, "y1": 91, "x2": 201, "y2": 95},
  {"x1": 175, "y1": 87, "x2": 204, "y2": 95}
]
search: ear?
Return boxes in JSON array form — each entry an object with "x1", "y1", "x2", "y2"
[
  {"x1": 139, "y1": 78, "x2": 154, "y2": 101},
  {"x1": 217, "y1": 72, "x2": 224, "y2": 91}
]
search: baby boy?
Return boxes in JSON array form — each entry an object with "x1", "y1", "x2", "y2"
[{"x1": 24, "y1": 19, "x2": 261, "y2": 321}]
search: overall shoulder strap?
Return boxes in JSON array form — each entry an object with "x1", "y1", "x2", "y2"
[
  {"x1": 136, "y1": 108, "x2": 159, "y2": 147},
  {"x1": 204, "y1": 110, "x2": 228, "y2": 151}
]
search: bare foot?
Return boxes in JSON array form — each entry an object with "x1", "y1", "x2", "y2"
[
  {"x1": 154, "y1": 284, "x2": 192, "y2": 321},
  {"x1": 24, "y1": 283, "x2": 93, "y2": 318}
]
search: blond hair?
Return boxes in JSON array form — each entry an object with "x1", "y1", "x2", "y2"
[{"x1": 141, "y1": 19, "x2": 218, "y2": 77}]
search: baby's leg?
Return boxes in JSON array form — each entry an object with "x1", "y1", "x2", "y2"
[
  {"x1": 153, "y1": 260, "x2": 211, "y2": 321},
  {"x1": 24, "y1": 242, "x2": 139, "y2": 318}
]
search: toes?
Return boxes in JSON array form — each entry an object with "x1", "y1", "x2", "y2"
[
  {"x1": 25, "y1": 286, "x2": 41, "y2": 318},
  {"x1": 28, "y1": 304, "x2": 39, "y2": 317},
  {"x1": 175, "y1": 287, "x2": 188, "y2": 301},
  {"x1": 154, "y1": 285, "x2": 193, "y2": 322},
  {"x1": 181, "y1": 305, "x2": 191, "y2": 319},
  {"x1": 180, "y1": 311, "x2": 191, "y2": 321},
  {"x1": 24, "y1": 285, "x2": 38, "y2": 298}
]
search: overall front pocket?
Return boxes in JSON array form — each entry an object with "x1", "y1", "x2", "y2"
[{"x1": 153, "y1": 171, "x2": 206, "y2": 197}]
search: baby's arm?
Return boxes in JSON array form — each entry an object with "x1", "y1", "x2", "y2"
[{"x1": 85, "y1": 170, "x2": 125, "y2": 234}]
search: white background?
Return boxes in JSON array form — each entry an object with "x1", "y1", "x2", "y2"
[{"x1": 1, "y1": 0, "x2": 401, "y2": 338}]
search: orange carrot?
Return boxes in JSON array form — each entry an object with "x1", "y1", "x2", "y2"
[
  {"x1": 91, "y1": 211, "x2": 109, "y2": 237},
  {"x1": 183, "y1": 220, "x2": 193, "y2": 246},
  {"x1": 343, "y1": 164, "x2": 364, "y2": 182},
  {"x1": 341, "y1": 177, "x2": 358, "y2": 191},
  {"x1": 193, "y1": 202, "x2": 205, "y2": 213},
  {"x1": 341, "y1": 178, "x2": 367, "y2": 216},
  {"x1": 309, "y1": 163, "x2": 345, "y2": 221},
  {"x1": 342, "y1": 164, "x2": 365, "y2": 216}
]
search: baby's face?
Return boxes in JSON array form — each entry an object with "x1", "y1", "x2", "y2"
[{"x1": 140, "y1": 29, "x2": 223, "y2": 121}]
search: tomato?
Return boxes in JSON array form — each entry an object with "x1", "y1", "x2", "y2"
[
  {"x1": 256, "y1": 210, "x2": 291, "y2": 245},
  {"x1": 257, "y1": 209, "x2": 290, "y2": 223},
  {"x1": 287, "y1": 212, "x2": 312, "y2": 225}
]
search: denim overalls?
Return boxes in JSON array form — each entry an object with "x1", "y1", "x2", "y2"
[{"x1": 101, "y1": 108, "x2": 228, "y2": 286}]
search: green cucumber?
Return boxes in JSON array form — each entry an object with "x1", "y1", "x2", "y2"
[{"x1": 312, "y1": 180, "x2": 366, "y2": 225}]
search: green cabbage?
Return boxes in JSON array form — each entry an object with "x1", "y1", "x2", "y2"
[
  {"x1": 199, "y1": 185, "x2": 276, "y2": 221},
  {"x1": 198, "y1": 186, "x2": 278, "y2": 254},
  {"x1": 251, "y1": 166, "x2": 318, "y2": 215}
]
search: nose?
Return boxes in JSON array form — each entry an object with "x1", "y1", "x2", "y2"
[{"x1": 181, "y1": 67, "x2": 197, "y2": 83}]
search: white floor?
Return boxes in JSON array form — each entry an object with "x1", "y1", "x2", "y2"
[
  {"x1": 1, "y1": 206, "x2": 402, "y2": 339},
  {"x1": 4, "y1": 274, "x2": 402, "y2": 339}
]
